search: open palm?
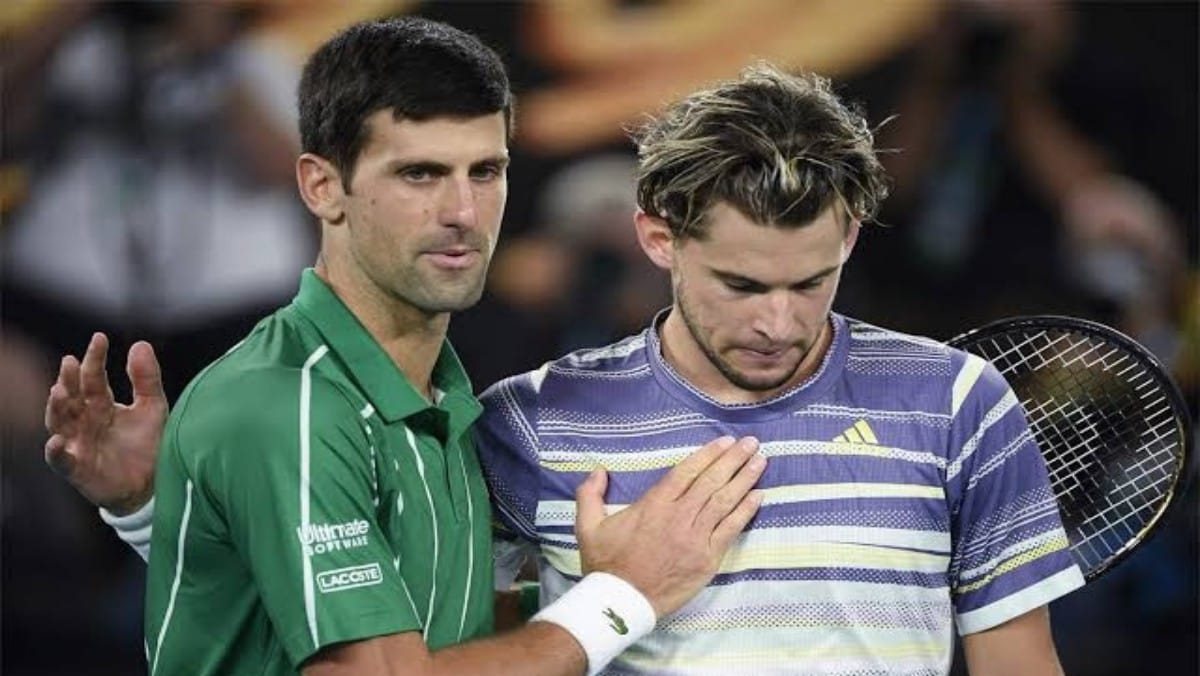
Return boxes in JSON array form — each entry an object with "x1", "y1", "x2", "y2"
[{"x1": 44, "y1": 333, "x2": 167, "y2": 515}]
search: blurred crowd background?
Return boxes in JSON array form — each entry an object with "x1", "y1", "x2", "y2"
[{"x1": 1, "y1": 1, "x2": 1195, "y2": 675}]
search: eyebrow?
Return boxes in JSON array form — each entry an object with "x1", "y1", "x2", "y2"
[
  {"x1": 386, "y1": 155, "x2": 510, "y2": 175},
  {"x1": 711, "y1": 263, "x2": 841, "y2": 289},
  {"x1": 471, "y1": 155, "x2": 511, "y2": 170}
]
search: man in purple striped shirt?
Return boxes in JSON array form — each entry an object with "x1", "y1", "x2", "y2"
[{"x1": 476, "y1": 64, "x2": 1082, "y2": 675}]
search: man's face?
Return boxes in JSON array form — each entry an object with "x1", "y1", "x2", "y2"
[
  {"x1": 336, "y1": 111, "x2": 509, "y2": 314},
  {"x1": 655, "y1": 202, "x2": 857, "y2": 395}
]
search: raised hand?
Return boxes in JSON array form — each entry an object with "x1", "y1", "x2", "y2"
[
  {"x1": 43, "y1": 333, "x2": 168, "y2": 515},
  {"x1": 575, "y1": 436, "x2": 765, "y2": 617}
]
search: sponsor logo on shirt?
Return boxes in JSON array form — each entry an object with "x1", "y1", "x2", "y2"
[
  {"x1": 832, "y1": 419, "x2": 880, "y2": 445},
  {"x1": 316, "y1": 563, "x2": 383, "y2": 594},
  {"x1": 296, "y1": 519, "x2": 371, "y2": 555}
]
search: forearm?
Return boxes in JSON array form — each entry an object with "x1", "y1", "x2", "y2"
[
  {"x1": 303, "y1": 624, "x2": 583, "y2": 676},
  {"x1": 430, "y1": 621, "x2": 585, "y2": 676},
  {"x1": 966, "y1": 646, "x2": 1064, "y2": 676},
  {"x1": 963, "y1": 606, "x2": 1065, "y2": 676},
  {"x1": 308, "y1": 573, "x2": 655, "y2": 676}
]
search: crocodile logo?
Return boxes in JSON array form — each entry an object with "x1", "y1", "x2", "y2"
[{"x1": 603, "y1": 607, "x2": 628, "y2": 635}]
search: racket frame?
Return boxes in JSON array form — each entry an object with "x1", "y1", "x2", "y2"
[{"x1": 948, "y1": 314, "x2": 1195, "y2": 581}]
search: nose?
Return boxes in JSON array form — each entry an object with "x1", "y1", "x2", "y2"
[
  {"x1": 439, "y1": 175, "x2": 478, "y2": 229},
  {"x1": 751, "y1": 292, "x2": 796, "y2": 344}
]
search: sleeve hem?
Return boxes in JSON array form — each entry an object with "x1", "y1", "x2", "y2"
[
  {"x1": 955, "y1": 565, "x2": 1085, "y2": 634},
  {"x1": 285, "y1": 609, "x2": 424, "y2": 668},
  {"x1": 99, "y1": 497, "x2": 156, "y2": 562}
]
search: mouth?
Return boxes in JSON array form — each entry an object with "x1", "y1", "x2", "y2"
[
  {"x1": 733, "y1": 346, "x2": 796, "y2": 366},
  {"x1": 422, "y1": 248, "x2": 481, "y2": 270}
]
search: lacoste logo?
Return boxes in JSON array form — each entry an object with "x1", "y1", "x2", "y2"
[
  {"x1": 316, "y1": 563, "x2": 383, "y2": 594},
  {"x1": 603, "y1": 607, "x2": 628, "y2": 635},
  {"x1": 833, "y1": 419, "x2": 879, "y2": 445}
]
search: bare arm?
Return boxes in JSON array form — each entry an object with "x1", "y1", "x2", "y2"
[
  {"x1": 305, "y1": 624, "x2": 584, "y2": 676},
  {"x1": 962, "y1": 606, "x2": 1064, "y2": 676},
  {"x1": 306, "y1": 436, "x2": 764, "y2": 675}
]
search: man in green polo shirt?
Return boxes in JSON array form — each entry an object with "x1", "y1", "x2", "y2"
[
  {"x1": 43, "y1": 18, "x2": 765, "y2": 676},
  {"x1": 145, "y1": 269, "x2": 499, "y2": 672}
]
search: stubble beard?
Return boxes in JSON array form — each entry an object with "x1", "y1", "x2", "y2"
[
  {"x1": 675, "y1": 292, "x2": 805, "y2": 394},
  {"x1": 398, "y1": 260, "x2": 490, "y2": 314}
]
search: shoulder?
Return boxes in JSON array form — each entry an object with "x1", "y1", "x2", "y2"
[
  {"x1": 479, "y1": 330, "x2": 652, "y2": 411},
  {"x1": 176, "y1": 310, "x2": 356, "y2": 425},
  {"x1": 171, "y1": 358, "x2": 360, "y2": 459},
  {"x1": 836, "y1": 315, "x2": 1015, "y2": 420},
  {"x1": 843, "y1": 316, "x2": 953, "y2": 360},
  {"x1": 553, "y1": 331, "x2": 652, "y2": 374},
  {"x1": 841, "y1": 315, "x2": 1000, "y2": 379},
  {"x1": 167, "y1": 363, "x2": 368, "y2": 496}
]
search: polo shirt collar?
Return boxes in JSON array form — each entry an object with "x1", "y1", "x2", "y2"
[{"x1": 291, "y1": 269, "x2": 481, "y2": 432}]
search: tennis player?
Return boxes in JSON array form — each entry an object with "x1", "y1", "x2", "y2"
[
  {"x1": 44, "y1": 18, "x2": 764, "y2": 676},
  {"x1": 477, "y1": 64, "x2": 1084, "y2": 675}
]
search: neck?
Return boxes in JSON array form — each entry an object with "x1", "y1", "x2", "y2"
[
  {"x1": 659, "y1": 310, "x2": 833, "y2": 405},
  {"x1": 315, "y1": 259, "x2": 446, "y2": 400}
]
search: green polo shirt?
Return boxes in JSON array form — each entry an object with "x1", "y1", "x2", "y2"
[{"x1": 145, "y1": 270, "x2": 493, "y2": 675}]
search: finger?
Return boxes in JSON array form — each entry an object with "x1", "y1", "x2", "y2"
[
  {"x1": 44, "y1": 382, "x2": 78, "y2": 436},
  {"x1": 127, "y1": 341, "x2": 167, "y2": 409},
  {"x1": 678, "y1": 436, "x2": 759, "y2": 510},
  {"x1": 693, "y1": 450, "x2": 766, "y2": 533},
  {"x1": 44, "y1": 434, "x2": 76, "y2": 477},
  {"x1": 709, "y1": 490, "x2": 764, "y2": 554},
  {"x1": 79, "y1": 332, "x2": 113, "y2": 401},
  {"x1": 574, "y1": 467, "x2": 609, "y2": 536},
  {"x1": 646, "y1": 435, "x2": 736, "y2": 502},
  {"x1": 60, "y1": 354, "x2": 82, "y2": 399}
]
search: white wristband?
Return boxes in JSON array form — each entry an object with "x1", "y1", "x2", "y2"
[
  {"x1": 531, "y1": 572, "x2": 656, "y2": 675},
  {"x1": 99, "y1": 497, "x2": 155, "y2": 562}
]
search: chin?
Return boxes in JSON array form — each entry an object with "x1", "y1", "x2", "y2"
[
  {"x1": 739, "y1": 378, "x2": 794, "y2": 393},
  {"x1": 720, "y1": 370, "x2": 790, "y2": 393},
  {"x1": 723, "y1": 361, "x2": 803, "y2": 392},
  {"x1": 420, "y1": 289, "x2": 486, "y2": 314},
  {"x1": 403, "y1": 273, "x2": 488, "y2": 312}
]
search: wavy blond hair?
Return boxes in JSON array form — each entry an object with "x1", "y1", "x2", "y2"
[{"x1": 633, "y1": 63, "x2": 889, "y2": 240}]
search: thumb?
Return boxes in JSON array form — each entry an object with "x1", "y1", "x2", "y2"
[
  {"x1": 574, "y1": 467, "x2": 609, "y2": 536},
  {"x1": 127, "y1": 342, "x2": 166, "y2": 407}
]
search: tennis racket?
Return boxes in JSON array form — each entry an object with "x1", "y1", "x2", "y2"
[{"x1": 948, "y1": 315, "x2": 1194, "y2": 581}]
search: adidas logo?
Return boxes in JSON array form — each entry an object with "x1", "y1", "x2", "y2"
[{"x1": 833, "y1": 420, "x2": 879, "y2": 445}]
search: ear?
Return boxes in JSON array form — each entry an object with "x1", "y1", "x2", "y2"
[
  {"x1": 296, "y1": 153, "x2": 347, "y2": 224},
  {"x1": 634, "y1": 210, "x2": 676, "y2": 271},
  {"x1": 842, "y1": 219, "x2": 861, "y2": 263}
]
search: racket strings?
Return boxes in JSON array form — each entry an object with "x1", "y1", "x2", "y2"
[{"x1": 964, "y1": 328, "x2": 1184, "y2": 576}]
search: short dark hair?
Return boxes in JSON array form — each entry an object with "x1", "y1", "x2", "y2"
[
  {"x1": 298, "y1": 17, "x2": 513, "y2": 188},
  {"x1": 634, "y1": 63, "x2": 889, "y2": 240}
]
